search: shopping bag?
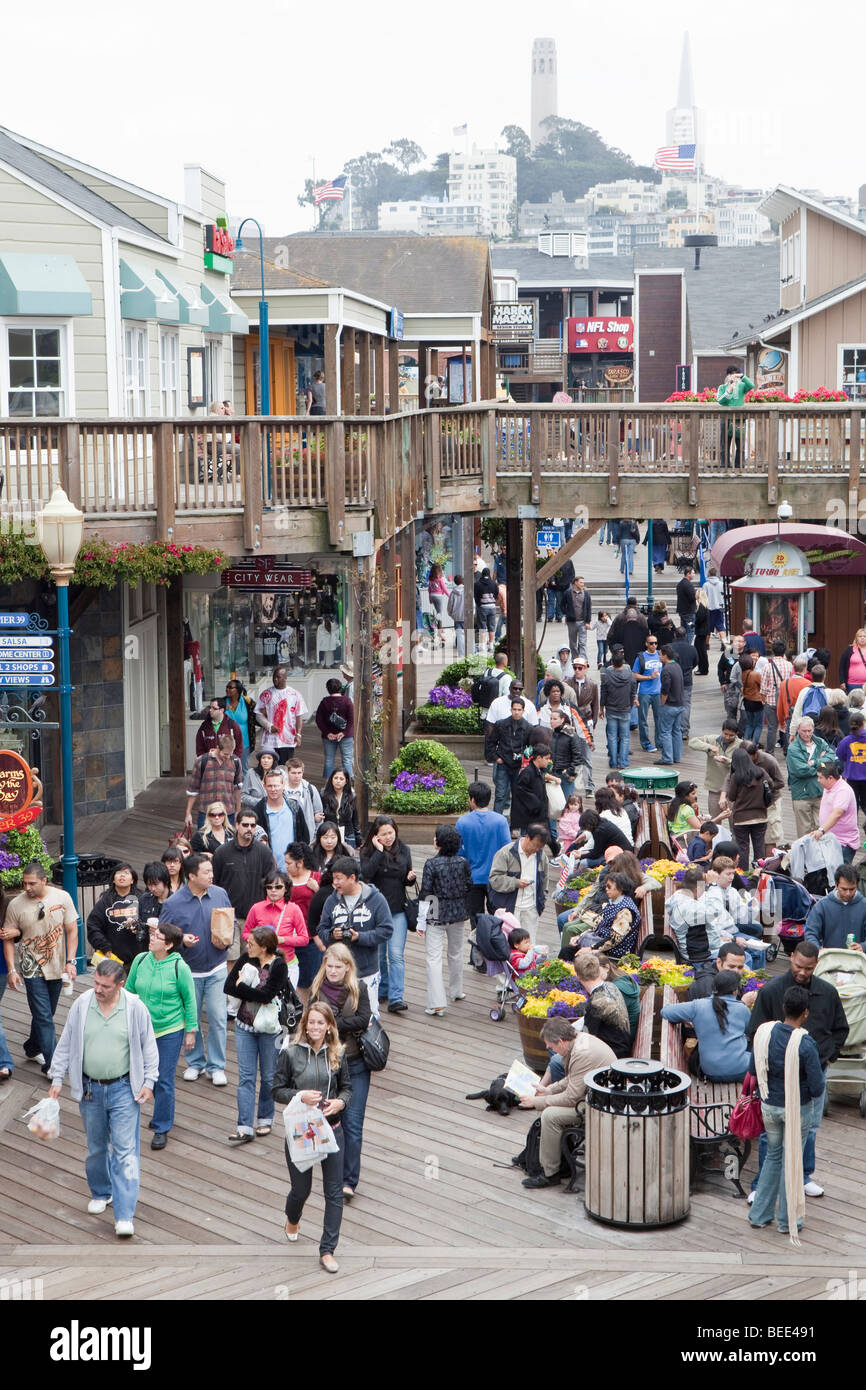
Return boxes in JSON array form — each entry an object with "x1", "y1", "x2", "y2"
[
  {"x1": 546, "y1": 780, "x2": 566, "y2": 817},
  {"x1": 252, "y1": 999, "x2": 281, "y2": 1034},
  {"x1": 23, "y1": 1097, "x2": 60, "y2": 1141},
  {"x1": 282, "y1": 1094, "x2": 340, "y2": 1172},
  {"x1": 210, "y1": 907, "x2": 235, "y2": 950}
]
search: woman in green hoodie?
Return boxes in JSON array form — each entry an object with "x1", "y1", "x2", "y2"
[
  {"x1": 126, "y1": 920, "x2": 197, "y2": 1150},
  {"x1": 717, "y1": 366, "x2": 755, "y2": 468}
]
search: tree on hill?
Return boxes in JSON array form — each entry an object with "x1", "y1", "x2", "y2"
[{"x1": 384, "y1": 139, "x2": 426, "y2": 175}]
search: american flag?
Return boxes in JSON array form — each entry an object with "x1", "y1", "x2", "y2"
[
  {"x1": 654, "y1": 144, "x2": 696, "y2": 171},
  {"x1": 313, "y1": 175, "x2": 347, "y2": 205}
]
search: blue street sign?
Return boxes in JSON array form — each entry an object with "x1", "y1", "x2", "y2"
[
  {"x1": 0, "y1": 614, "x2": 30, "y2": 627},
  {"x1": 0, "y1": 674, "x2": 54, "y2": 686},
  {"x1": 0, "y1": 649, "x2": 54, "y2": 660},
  {"x1": 0, "y1": 661, "x2": 55, "y2": 673},
  {"x1": 0, "y1": 637, "x2": 55, "y2": 648},
  {"x1": 537, "y1": 528, "x2": 564, "y2": 550}
]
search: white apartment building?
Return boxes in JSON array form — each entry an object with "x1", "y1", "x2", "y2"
[
  {"x1": 665, "y1": 209, "x2": 716, "y2": 248},
  {"x1": 586, "y1": 180, "x2": 662, "y2": 216},
  {"x1": 377, "y1": 198, "x2": 492, "y2": 236},
  {"x1": 448, "y1": 147, "x2": 517, "y2": 239},
  {"x1": 716, "y1": 201, "x2": 774, "y2": 248}
]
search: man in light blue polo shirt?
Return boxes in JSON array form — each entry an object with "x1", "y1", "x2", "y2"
[
  {"x1": 633, "y1": 633, "x2": 662, "y2": 754},
  {"x1": 254, "y1": 770, "x2": 298, "y2": 865},
  {"x1": 160, "y1": 854, "x2": 233, "y2": 1086}
]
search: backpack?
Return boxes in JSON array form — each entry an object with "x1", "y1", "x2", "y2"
[
  {"x1": 471, "y1": 672, "x2": 500, "y2": 709},
  {"x1": 801, "y1": 685, "x2": 827, "y2": 720},
  {"x1": 512, "y1": 1115, "x2": 584, "y2": 1190}
]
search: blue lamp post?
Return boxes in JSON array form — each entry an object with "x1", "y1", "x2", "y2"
[
  {"x1": 38, "y1": 486, "x2": 85, "y2": 969},
  {"x1": 235, "y1": 218, "x2": 270, "y2": 416}
]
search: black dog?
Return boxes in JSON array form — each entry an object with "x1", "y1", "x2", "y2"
[{"x1": 465, "y1": 1074, "x2": 521, "y2": 1116}]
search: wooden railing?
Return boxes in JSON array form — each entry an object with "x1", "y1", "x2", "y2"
[{"x1": 0, "y1": 403, "x2": 861, "y2": 546}]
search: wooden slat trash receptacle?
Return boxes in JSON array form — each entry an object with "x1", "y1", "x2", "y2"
[{"x1": 584, "y1": 1058, "x2": 691, "y2": 1229}]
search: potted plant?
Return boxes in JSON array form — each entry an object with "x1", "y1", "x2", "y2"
[
  {"x1": 379, "y1": 739, "x2": 469, "y2": 826},
  {"x1": 515, "y1": 959, "x2": 588, "y2": 1072}
]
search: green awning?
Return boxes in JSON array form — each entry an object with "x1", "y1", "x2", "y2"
[
  {"x1": 0, "y1": 253, "x2": 92, "y2": 315},
  {"x1": 119, "y1": 258, "x2": 180, "y2": 323},
  {"x1": 200, "y1": 282, "x2": 249, "y2": 335},
  {"x1": 155, "y1": 269, "x2": 209, "y2": 327}
]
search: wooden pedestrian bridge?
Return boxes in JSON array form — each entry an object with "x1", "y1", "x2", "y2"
[{"x1": 0, "y1": 401, "x2": 861, "y2": 554}]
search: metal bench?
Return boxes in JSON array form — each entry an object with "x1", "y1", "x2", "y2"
[{"x1": 659, "y1": 984, "x2": 750, "y2": 1198}]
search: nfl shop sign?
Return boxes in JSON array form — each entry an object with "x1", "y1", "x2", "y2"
[{"x1": 568, "y1": 317, "x2": 634, "y2": 354}]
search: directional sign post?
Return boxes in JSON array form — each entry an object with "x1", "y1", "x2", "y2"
[
  {"x1": 0, "y1": 662, "x2": 55, "y2": 674},
  {"x1": 0, "y1": 636, "x2": 56, "y2": 647},
  {"x1": 537, "y1": 528, "x2": 564, "y2": 550},
  {"x1": 0, "y1": 674, "x2": 55, "y2": 687}
]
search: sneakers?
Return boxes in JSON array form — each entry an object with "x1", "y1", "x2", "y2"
[
  {"x1": 450, "y1": 993, "x2": 466, "y2": 1002},
  {"x1": 211, "y1": 1070, "x2": 228, "y2": 1086},
  {"x1": 521, "y1": 1173, "x2": 561, "y2": 1189},
  {"x1": 182, "y1": 1067, "x2": 200, "y2": 1082},
  {"x1": 25, "y1": 1051, "x2": 46, "y2": 1067},
  {"x1": 804, "y1": 1180, "x2": 824, "y2": 1197},
  {"x1": 424, "y1": 1007, "x2": 446, "y2": 1016},
  {"x1": 746, "y1": 1190, "x2": 756, "y2": 1205},
  {"x1": 114, "y1": 1221, "x2": 134, "y2": 1238},
  {"x1": 87, "y1": 1196, "x2": 113, "y2": 1214}
]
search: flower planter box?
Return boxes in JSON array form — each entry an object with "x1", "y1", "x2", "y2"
[
  {"x1": 404, "y1": 724, "x2": 486, "y2": 762},
  {"x1": 369, "y1": 810, "x2": 462, "y2": 835}
]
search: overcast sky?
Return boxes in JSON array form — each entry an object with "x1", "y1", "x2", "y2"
[{"x1": 6, "y1": 0, "x2": 864, "y2": 233}]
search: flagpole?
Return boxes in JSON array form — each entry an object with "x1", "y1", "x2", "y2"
[
  {"x1": 347, "y1": 176, "x2": 353, "y2": 233},
  {"x1": 311, "y1": 157, "x2": 317, "y2": 230}
]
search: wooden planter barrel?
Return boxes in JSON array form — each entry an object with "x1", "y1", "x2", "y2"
[{"x1": 517, "y1": 1008, "x2": 550, "y2": 1075}]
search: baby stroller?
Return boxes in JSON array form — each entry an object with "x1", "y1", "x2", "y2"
[
  {"x1": 754, "y1": 863, "x2": 818, "y2": 956},
  {"x1": 814, "y1": 949, "x2": 866, "y2": 1117},
  {"x1": 468, "y1": 913, "x2": 522, "y2": 1022}
]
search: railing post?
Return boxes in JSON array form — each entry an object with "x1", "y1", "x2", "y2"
[
  {"x1": 687, "y1": 412, "x2": 699, "y2": 507},
  {"x1": 154, "y1": 422, "x2": 175, "y2": 541},
  {"x1": 382, "y1": 536, "x2": 400, "y2": 769},
  {"x1": 327, "y1": 421, "x2": 346, "y2": 547},
  {"x1": 61, "y1": 422, "x2": 82, "y2": 510},
  {"x1": 521, "y1": 518, "x2": 538, "y2": 688},
  {"x1": 425, "y1": 410, "x2": 441, "y2": 513},
  {"x1": 481, "y1": 408, "x2": 497, "y2": 508},
  {"x1": 606, "y1": 408, "x2": 620, "y2": 507},
  {"x1": 529, "y1": 407, "x2": 542, "y2": 504},
  {"x1": 242, "y1": 420, "x2": 263, "y2": 552},
  {"x1": 766, "y1": 409, "x2": 779, "y2": 506},
  {"x1": 849, "y1": 409, "x2": 862, "y2": 532}
]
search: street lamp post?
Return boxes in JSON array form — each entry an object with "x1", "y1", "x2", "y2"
[
  {"x1": 37, "y1": 486, "x2": 85, "y2": 969},
  {"x1": 235, "y1": 218, "x2": 270, "y2": 416}
]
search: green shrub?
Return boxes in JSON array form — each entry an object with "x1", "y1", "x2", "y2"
[
  {"x1": 493, "y1": 639, "x2": 544, "y2": 681},
  {"x1": 415, "y1": 703, "x2": 484, "y2": 734},
  {"x1": 440, "y1": 655, "x2": 494, "y2": 686},
  {"x1": 382, "y1": 738, "x2": 469, "y2": 815},
  {"x1": 0, "y1": 824, "x2": 54, "y2": 890}
]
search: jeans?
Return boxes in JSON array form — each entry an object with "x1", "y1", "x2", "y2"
[
  {"x1": 763, "y1": 706, "x2": 779, "y2": 752},
  {"x1": 187, "y1": 966, "x2": 228, "y2": 1074},
  {"x1": 681, "y1": 615, "x2": 696, "y2": 644},
  {"x1": 322, "y1": 736, "x2": 354, "y2": 780},
  {"x1": 23, "y1": 975, "x2": 63, "y2": 1068},
  {"x1": 343, "y1": 1055, "x2": 371, "y2": 1190},
  {"x1": 605, "y1": 713, "x2": 631, "y2": 769},
  {"x1": 743, "y1": 704, "x2": 764, "y2": 744},
  {"x1": 657, "y1": 704, "x2": 684, "y2": 764},
  {"x1": 567, "y1": 621, "x2": 587, "y2": 661},
  {"x1": 597, "y1": 640, "x2": 608, "y2": 667},
  {"x1": 0, "y1": 976, "x2": 13, "y2": 1074},
  {"x1": 152, "y1": 1028, "x2": 185, "y2": 1134},
  {"x1": 749, "y1": 1097, "x2": 819, "y2": 1231},
  {"x1": 454, "y1": 621, "x2": 465, "y2": 657},
  {"x1": 378, "y1": 910, "x2": 408, "y2": 1004},
  {"x1": 619, "y1": 539, "x2": 636, "y2": 577},
  {"x1": 234, "y1": 1025, "x2": 278, "y2": 1135},
  {"x1": 296, "y1": 940, "x2": 323, "y2": 989},
  {"x1": 637, "y1": 691, "x2": 661, "y2": 750},
  {"x1": 709, "y1": 521, "x2": 726, "y2": 546},
  {"x1": 681, "y1": 685, "x2": 693, "y2": 739},
  {"x1": 285, "y1": 1125, "x2": 345, "y2": 1255},
  {"x1": 733, "y1": 821, "x2": 766, "y2": 868},
  {"x1": 80, "y1": 1077, "x2": 141, "y2": 1224},
  {"x1": 492, "y1": 761, "x2": 519, "y2": 815},
  {"x1": 494, "y1": 613, "x2": 506, "y2": 642},
  {"x1": 425, "y1": 918, "x2": 467, "y2": 1008},
  {"x1": 841, "y1": 844, "x2": 856, "y2": 864}
]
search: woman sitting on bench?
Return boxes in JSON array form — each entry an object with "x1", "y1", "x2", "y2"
[{"x1": 660, "y1": 970, "x2": 751, "y2": 1081}]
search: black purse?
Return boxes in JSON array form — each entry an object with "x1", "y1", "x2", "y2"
[
  {"x1": 329, "y1": 710, "x2": 347, "y2": 731},
  {"x1": 357, "y1": 1015, "x2": 390, "y2": 1071},
  {"x1": 405, "y1": 882, "x2": 420, "y2": 931}
]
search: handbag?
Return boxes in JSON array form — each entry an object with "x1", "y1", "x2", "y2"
[
  {"x1": 253, "y1": 999, "x2": 281, "y2": 1034},
  {"x1": 404, "y1": 882, "x2": 420, "y2": 931},
  {"x1": 762, "y1": 778, "x2": 773, "y2": 807},
  {"x1": 728, "y1": 1071, "x2": 765, "y2": 1140},
  {"x1": 328, "y1": 710, "x2": 347, "y2": 731},
  {"x1": 277, "y1": 978, "x2": 303, "y2": 1032},
  {"x1": 546, "y1": 780, "x2": 566, "y2": 817},
  {"x1": 210, "y1": 906, "x2": 235, "y2": 950},
  {"x1": 357, "y1": 1015, "x2": 390, "y2": 1071}
]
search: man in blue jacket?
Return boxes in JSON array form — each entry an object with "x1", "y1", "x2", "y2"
[
  {"x1": 318, "y1": 858, "x2": 393, "y2": 1018},
  {"x1": 456, "y1": 781, "x2": 511, "y2": 923},
  {"x1": 804, "y1": 864, "x2": 866, "y2": 950}
]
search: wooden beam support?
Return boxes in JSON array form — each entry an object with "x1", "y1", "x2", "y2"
[
  {"x1": 154, "y1": 422, "x2": 175, "y2": 541},
  {"x1": 341, "y1": 326, "x2": 356, "y2": 415},
  {"x1": 850, "y1": 409, "x2": 863, "y2": 532},
  {"x1": 241, "y1": 421, "x2": 263, "y2": 551},
  {"x1": 61, "y1": 421, "x2": 81, "y2": 510},
  {"x1": 388, "y1": 342, "x2": 400, "y2": 414},
  {"x1": 505, "y1": 518, "x2": 521, "y2": 676},
  {"x1": 373, "y1": 335, "x2": 386, "y2": 414},
  {"x1": 326, "y1": 422, "x2": 346, "y2": 547},
  {"x1": 166, "y1": 575, "x2": 186, "y2": 776},
  {"x1": 607, "y1": 413, "x2": 620, "y2": 507},
  {"x1": 400, "y1": 523, "x2": 417, "y2": 721},
  {"x1": 462, "y1": 519, "x2": 475, "y2": 648},
  {"x1": 352, "y1": 554, "x2": 375, "y2": 833},
  {"x1": 766, "y1": 409, "x2": 779, "y2": 507},
  {"x1": 358, "y1": 331, "x2": 371, "y2": 416},
  {"x1": 534, "y1": 519, "x2": 604, "y2": 589},
  {"x1": 382, "y1": 538, "x2": 400, "y2": 769},
  {"x1": 529, "y1": 407, "x2": 542, "y2": 504},
  {"x1": 521, "y1": 519, "x2": 538, "y2": 688},
  {"x1": 323, "y1": 324, "x2": 339, "y2": 415},
  {"x1": 417, "y1": 345, "x2": 428, "y2": 410}
]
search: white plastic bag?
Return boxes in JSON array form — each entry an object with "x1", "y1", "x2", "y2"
[
  {"x1": 282, "y1": 1093, "x2": 339, "y2": 1173},
  {"x1": 23, "y1": 1097, "x2": 60, "y2": 1141}
]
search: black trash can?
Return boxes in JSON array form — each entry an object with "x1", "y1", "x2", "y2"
[{"x1": 584, "y1": 1058, "x2": 691, "y2": 1228}]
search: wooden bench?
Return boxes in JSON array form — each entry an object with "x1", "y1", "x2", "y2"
[
  {"x1": 659, "y1": 985, "x2": 750, "y2": 1198},
  {"x1": 631, "y1": 983, "x2": 656, "y2": 1059},
  {"x1": 634, "y1": 800, "x2": 651, "y2": 858},
  {"x1": 651, "y1": 801, "x2": 674, "y2": 861}
]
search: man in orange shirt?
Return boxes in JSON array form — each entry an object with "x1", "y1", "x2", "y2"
[{"x1": 776, "y1": 655, "x2": 811, "y2": 753}]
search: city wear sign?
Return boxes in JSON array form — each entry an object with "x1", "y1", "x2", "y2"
[
  {"x1": 221, "y1": 567, "x2": 314, "y2": 590},
  {"x1": 567, "y1": 317, "x2": 634, "y2": 354}
]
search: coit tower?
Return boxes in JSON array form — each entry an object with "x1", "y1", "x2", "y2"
[{"x1": 531, "y1": 38, "x2": 558, "y2": 150}]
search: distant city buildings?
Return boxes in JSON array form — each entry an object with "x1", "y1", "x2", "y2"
[
  {"x1": 377, "y1": 199, "x2": 493, "y2": 236},
  {"x1": 447, "y1": 146, "x2": 516, "y2": 238}
]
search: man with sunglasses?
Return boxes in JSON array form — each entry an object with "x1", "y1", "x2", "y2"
[
  {"x1": 2, "y1": 862, "x2": 78, "y2": 1073},
  {"x1": 632, "y1": 633, "x2": 662, "y2": 754}
]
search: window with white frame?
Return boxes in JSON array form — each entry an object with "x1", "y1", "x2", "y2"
[
  {"x1": 4, "y1": 325, "x2": 67, "y2": 416},
  {"x1": 840, "y1": 345, "x2": 866, "y2": 402},
  {"x1": 159, "y1": 330, "x2": 180, "y2": 416},
  {"x1": 204, "y1": 336, "x2": 222, "y2": 407},
  {"x1": 123, "y1": 323, "x2": 148, "y2": 417}
]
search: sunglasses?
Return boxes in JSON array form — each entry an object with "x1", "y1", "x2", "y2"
[{"x1": 211, "y1": 812, "x2": 226, "y2": 819}]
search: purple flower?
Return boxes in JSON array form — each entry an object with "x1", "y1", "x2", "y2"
[
  {"x1": 428, "y1": 685, "x2": 472, "y2": 709},
  {"x1": 0, "y1": 851, "x2": 20, "y2": 870},
  {"x1": 392, "y1": 770, "x2": 447, "y2": 794}
]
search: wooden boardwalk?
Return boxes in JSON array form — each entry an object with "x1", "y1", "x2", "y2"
[{"x1": 3, "y1": 546, "x2": 865, "y2": 1301}]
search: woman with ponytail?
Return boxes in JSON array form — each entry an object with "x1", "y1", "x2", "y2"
[{"x1": 660, "y1": 969, "x2": 751, "y2": 1081}]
